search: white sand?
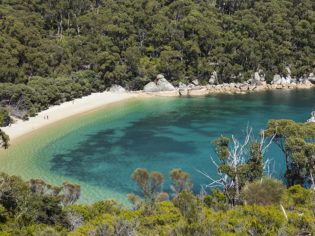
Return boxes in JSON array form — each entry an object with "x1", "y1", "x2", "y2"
[
  {"x1": 4, "y1": 84, "x2": 312, "y2": 142},
  {"x1": 1, "y1": 92, "x2": 140, "y2": 141}
]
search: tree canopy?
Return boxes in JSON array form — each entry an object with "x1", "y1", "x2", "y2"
[
  {"x1": 0, "y1": 0, "x2": 314, "y2": 122},
  {"x1": 265, "y1": 119, "x2": 315, "y2": 187}
]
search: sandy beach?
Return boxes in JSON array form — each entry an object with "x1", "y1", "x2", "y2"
[
  {"x1": 1, "y1": 91, "x2": 140, "y2": 141},
  {"x1": 0, "y1": 89, "x2": 182, "y2": 142},
  {"x1": 2, "y1": 83, "x2": 314, "y2": 142}
]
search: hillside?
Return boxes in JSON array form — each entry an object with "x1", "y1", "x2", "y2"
[
  {"x1": 1, "y1": 0, "x2": 314, "y2": 85},
  {"x1": 0, "y1": 0, "x2": 314, "y2": 121}
]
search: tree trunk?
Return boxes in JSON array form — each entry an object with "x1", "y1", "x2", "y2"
[{"x1": 234, "y1": 175, "x2": 240, "y2": 205}]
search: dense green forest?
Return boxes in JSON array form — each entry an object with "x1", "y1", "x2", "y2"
[
  {"x1": 0, "y1": 119, "x2": 314, "y2": 235},
  {"x1": 0, "y1": 0, "x2": 314, "y2": 122}
]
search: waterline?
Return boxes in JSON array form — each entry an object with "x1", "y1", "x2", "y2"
[{"x1": 0, "y1": 89, "x2": 314, "y2": 204}]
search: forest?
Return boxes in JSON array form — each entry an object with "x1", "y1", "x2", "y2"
[
  {"x1": 0, "y1": 119, "x2": 314, "y2": 235},
  {"x1": 0, "y1": 0, "x2": 314, "y2": 122}
]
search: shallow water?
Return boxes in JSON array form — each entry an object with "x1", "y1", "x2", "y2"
[{"x1": 0, "y1": 89, "x2": 314, "y2": 204}]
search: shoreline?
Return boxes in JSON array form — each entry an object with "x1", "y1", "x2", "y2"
[
  {"x1": 148, "y1": 81, "x2": 315, "y2": 97},
  {"x1": 1, "y1": 84, "x2": 314, "y2": 143},
  {"x1": 1, "y1": 92, "x2": 143, "y2": 142}
]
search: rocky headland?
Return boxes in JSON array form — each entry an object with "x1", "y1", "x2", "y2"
[{"x1": 138, "y1": 71, "x2": 315, "y2": 97}]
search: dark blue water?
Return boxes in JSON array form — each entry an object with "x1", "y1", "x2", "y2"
[{"x1": 0, "y1": 89, "x2": 314, "y2": 203}]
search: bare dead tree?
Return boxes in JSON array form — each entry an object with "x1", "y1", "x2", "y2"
[
  {"x1": 198, "y1": 127, "x2": 275, "y2": 206},
  {"x1": 309, "y1": 171, "x2": 315, "y2": 190}
]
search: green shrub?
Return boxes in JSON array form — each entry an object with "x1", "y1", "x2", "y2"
[{"x1": 241, "y1": 178, "x2": 285, "y2": 205}]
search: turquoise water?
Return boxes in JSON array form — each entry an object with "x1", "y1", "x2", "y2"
[{"x1": 0, "y1": 89, "x2": 314, "y2": 204}]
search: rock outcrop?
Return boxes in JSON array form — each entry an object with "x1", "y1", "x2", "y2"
[
  {"x1": 192, "y1": 79, "x2": 199, "y2": 86},
  {"x1": 143, "y1": 74, "x2": 175, "y2": 92},
  {"x1": 178, "y1": 77, "x2": 314, "y2": 96},
  {"x1": 143, "y1": 72, "x2": 314, "y2": 96},
  {"x1": 156, "y1": 78, "x2": 175, "y2": 91},
  {"x1": 178, "y1": 82, "x2": 187, "y2": 89},
  {"x1": 144, "y1": 82, "x2": 160, "y2": 92},
  {"x1": 271, "y1": 74, "x2": 291, "y2": 85},
  {"x1": 209, "y1": 71, "x2": 217, "y2": 85},
  {"x1": 247, "y1": 70, "x2": 266, "y2": 86},
  {"x1": 302, "y1": 79, "x2": 313, "y2": 86},
  {"x1": 254, "y1": 70, "x2": 265, "y2": 81},
  {"x1": 308, "y1": 73, "x2": 315, "y2": 83},
  {"x1": 108, "y1": 85, "x2": 126, "y2": 92},
  {"x1": 156, "y1": 74, "x2": 165, "y2": 80}
]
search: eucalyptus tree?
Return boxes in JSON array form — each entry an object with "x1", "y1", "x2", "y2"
[
  {"x1": 265, "y1": 119, "x2": 315, "y2": 187},
  {"x1": 129, "y1": 168, "x2": 167, "y2": 211},
  {"x1": 170, "y1": 168, "x2": 193, "y2": 196}
]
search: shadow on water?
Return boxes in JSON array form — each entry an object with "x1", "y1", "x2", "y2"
[
  {"x1": 47, "y1": 89, "x2": 315, "y2": 197},
  {"x1": 50, "y1": 112, "x2": 200, "y2": 194}
]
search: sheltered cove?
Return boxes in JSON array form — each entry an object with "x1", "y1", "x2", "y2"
[{"x1": 2, "y1": 79, "x2": 315, "y2": 143}]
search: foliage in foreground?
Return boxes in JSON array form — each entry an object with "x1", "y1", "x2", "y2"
[{"x1": 0, "y1": 172, "x2": 313, "y2": 236}]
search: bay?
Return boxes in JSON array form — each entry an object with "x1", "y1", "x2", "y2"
[{"x1": 0, "y1": 89, "x2": 314, "y2": 204}]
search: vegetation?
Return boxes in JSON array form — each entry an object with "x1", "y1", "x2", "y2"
[
  {"x1": 0, "y1": 172, "x2": 314, "y2": 235},
  {"x1": 0, "y1": 173, "x2": 80, "y2": 234},
  {"x1": 0, "y1": 119, "x2": 313, "y2": 235},
  {"x1": 0, "y1": 71, "x2": 103, "y2": 121},
  {"x1": 0, "y1": 107, "x2": 10, "y2": 127},
  {"x1": 209, "y1": 131, "x2": 265, "y2": 206},
  {"x1": 0, "y1": 0, "x2": 314, "y2": 121},
  {"x1": 0, "y1": 0, "x2": 313, "y2": 231},
  {"x1": 265, "y1": 120, "x2": 315, "y2": 187},
  {"x1": 0, "y1": 129, "x2": 9, "y2": 149},
  {"x1": 0, "y1": 107, "x2": 10, "y2": 148},
  {"x1": 241, "y1": 177, "x2": 286, "y2": 205}
]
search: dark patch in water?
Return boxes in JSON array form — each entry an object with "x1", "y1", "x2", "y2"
[{"x1": 48, "y1": 89, "x2": 315, "y2": 197}]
